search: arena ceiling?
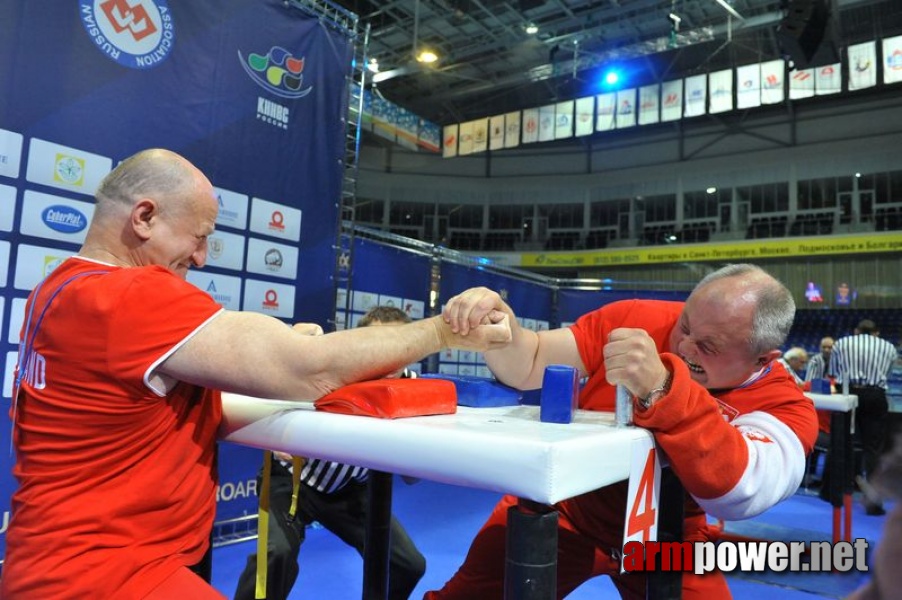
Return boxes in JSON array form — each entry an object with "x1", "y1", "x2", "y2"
[{"x1": 331, "y1": 0, "x2": 902, "y2": 125}]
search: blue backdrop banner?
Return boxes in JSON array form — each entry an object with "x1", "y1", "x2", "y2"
[{"x1": 0, "y1": 0, "x2": 353, "y2": 546}]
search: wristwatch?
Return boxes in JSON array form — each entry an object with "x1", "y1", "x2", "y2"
[{"x1": 637, "y1": 371, "x2": 673, "y2": 411}]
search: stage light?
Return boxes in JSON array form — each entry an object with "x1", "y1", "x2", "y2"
[
  {"x1": 604, "y1": 70, "x2": 620, "y2": 85},
  {"x1": 524, "y1": 23, "x2": 538, "y2": 35},
  {"x1": 416, "y1": 49, "x2": 438, "y2": 64}
]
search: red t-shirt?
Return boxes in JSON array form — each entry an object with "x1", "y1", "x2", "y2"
[{"x1": 2, "y1": 257, "x2": 224, "y2": 599}]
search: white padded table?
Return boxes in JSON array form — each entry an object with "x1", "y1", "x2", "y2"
[
  {"x1": 806, "y1": 392, "x2": 857, "y2": 412},
  {"x1": 221, "y1": 393, "x2": 654, "y2": 504}
]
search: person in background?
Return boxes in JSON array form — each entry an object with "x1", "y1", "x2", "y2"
[
  {"x1": 777, "y1": 346, "x2": 809, "y2": 386},
  {"x1": 429, "y1": 263, "x2": 818, "y2": 599},
  {"x1": 234, "y1": 305, "x2": 426, "y2": 600},
  {"x1": 1, "y1": 148, "x2": 511, "y2": 599},
  {"x1": 805, "y1": 336, "x2": 835, "y2": 384},
  {"x1": 831, "y1": 319, "x2": 898, "y2": 516}
]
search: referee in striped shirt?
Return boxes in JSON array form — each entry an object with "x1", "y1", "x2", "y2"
[
  {"x1": 235, "y1": 306, "x2": 426, "y2": 600},
  {"x1": 831, "y1": 318, "x2": 899, "y2": 515}
]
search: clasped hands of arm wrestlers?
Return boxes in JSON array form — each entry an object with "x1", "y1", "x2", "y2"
[{"x1": 442, "y1": 286, "x2": 669, "y2": 403}]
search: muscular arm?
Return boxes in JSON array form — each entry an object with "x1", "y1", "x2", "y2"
[
  {"x1": 442, "y1": 287, "x2": 586, "y2": 389},
  {"x1": 158, "y1": 310, "x2": 510, "y2": 401}
]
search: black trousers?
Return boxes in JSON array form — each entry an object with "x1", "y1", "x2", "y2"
[{"x1": 234, "y1": 462, "x2": 426, "y2": 600}]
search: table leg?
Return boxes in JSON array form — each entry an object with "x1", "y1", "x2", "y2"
[
  {"x1": 363, "y1": 470, "x2": 393, "y2": 600},
  {"x1": 647, "y1": 469, "x2": 683, "y2": 600},
  {"x1": 827, "y1": 411, "x2": 853, "y2": 544},
  {"x1": 505, "y1": 499, "x2": 558, "y2": 600}
]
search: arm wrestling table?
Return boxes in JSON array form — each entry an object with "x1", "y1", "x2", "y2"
[{"x1": 220, "y1": 393, "x2": 674, "y2": 600}]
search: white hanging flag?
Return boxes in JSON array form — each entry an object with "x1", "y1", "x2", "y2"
[
  {"x1": 638, "y1": 84, "x2": 660, "y2": 125},
  {"x1": 660, "y1": 80, "x2": 682, "y2": 121},
  {"x1": 538, "y1": 104, "x2": 555, "y2": 141},
  {"x1": 736, "y1": 64, "x2": 761, "y2": 109},
  {"x1": 504, "y1": 111, "x2": 521, "y2": 148},
  {"x1": 555, "y1": 101, "x2": 574, "y2": 139},
  {"x1": 574, "y1": 96, "x2": 595, "y2": 136},
  {"x1": 471, "y1": 118, "x2": 488, "y2": 154},
  {"x1": 442, "y1": 124, "x2": 458, "y2": 158},
  {"x1": 683, "y1": 74, "x2": 707, "y2": 117},
  {"x1": 615, "y1": 88, "x2": 636, "y2": 129},
  {"x1": 815, "y1": 63, "x2": 842, "y2": 95},
  {"x1": 789, "y1": 67, "x2": 815, "y2": 99},
  {"x1": 848, "y1": 41, "x2": 877, "y2": 90},
  {"x1": 489, "y1": 115, "x2": 505, "y2": 150},
  {"x1": 760, "y1": 60, "x2": 785, "y2": 105},
  {"x1": 883, "y1": 34, "x2": 902, "y2": 84},
  {"x1": 521, "y1": 108, "x2": 539, "y2": 144},
  {"x1": 708, "y1": 69, "x2": 733, "y2": 114},
  {"x1": 458, "y1": 121, "x2": 474, "y2": 155},
  {"x1": 596, "y1": 92, "x2": 616, "y2": 131}
]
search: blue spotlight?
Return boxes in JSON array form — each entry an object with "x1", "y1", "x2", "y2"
[{"x1": 604, "y1": 70, "x2": 620, "y2": 85}]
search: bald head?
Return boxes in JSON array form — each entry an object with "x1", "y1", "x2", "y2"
[
  {"x1": 94, "y1": 148, "x2": 211, "y2": 218},
  {"x1": 693, "y1": 264, "x2": 795, "y2": 355}
]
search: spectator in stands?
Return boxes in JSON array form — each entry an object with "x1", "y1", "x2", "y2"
[
  {"x1": 234, "y1": 306, "x2": 426, "y2": 600},
  {"x1": 428, "y1": 263, "x2": 818, "y2": 600},
  {"x1": 805, "y1": 336, "x2": 835, "y2": 384},
  {"x1": 1, "y1": 148, "x2": 512, "y2": 599},
  {"x1": 777, "y1": 346, "x2": 809, "y2": 386},
  {"x1": 831, "y1": 319, "x2": 899, "y2": 515}
]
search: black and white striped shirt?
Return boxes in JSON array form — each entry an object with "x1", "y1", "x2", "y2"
[
  {"x1": 831, "y1": 333, "x2": 898, "y2": 389},
  {"x1": 804, "y1": 353, "x2": 831, "y2": 382}
]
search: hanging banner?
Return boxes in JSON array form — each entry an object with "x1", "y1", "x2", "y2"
[
  {"x1": 522, "y1": 108, "x2": 540, "y2": 144},
  {"x1": 458, "y1": 121, "x2": 474, "y2": 155},
  {"x1": 882, "y1": 34, "x2": 902, "y2": 84},
  {"x1": 538, "y1": 104, "x2": 555, "y2": 142},
  {"x1": 848, "y1": 40, "x2": 877, "y2": 90},
  {"x1": 789, "y1": 68, "x2": 815, "y2": 99},
  {"x1": 638, "y1": 84, "x2": 660, "y2": 125},
  {"x1": 489, "y1": 115, "x2": 505, "y2": 151},
  {"x1": 443, "y1": 124, "x2": 459, "y2": 158},
  {"x1": 616, "y1": 89, "x2": 637, "y2": 129},
  {"x1": 504, "y1": 111, "x2": 521, "y2": 148},
  {"x1": 815, "y1": 63, "x2": 842, "y2": 95},
  {"x1": 708, "y1": 69, "x2": 733, "y2": 114},
  {"x1": 574, "y1": 97, "x2": 595, "y2": 136},
  {"x1": 471, "y1": 118, "x2": 489, "y2": 154},
  {"x1": 660, "y1": 80, "x2": 683, "y2": 121},
  {"x1": 760, "y1": 59, "x2": 785, "y2": 105},
  {"x1": 736, "y1": 64, "x2": 761, "y2": 109},
  {"x1": 555, "y1": 101, "x2": 574, "y2": 139},
  {"x1": 683, "y1": 75, "x2": 707, "y2": 117},
  {"x1": 596, "y1": 92, "x2": 617, "y2": 131}
]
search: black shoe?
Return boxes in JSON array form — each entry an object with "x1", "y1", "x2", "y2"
[{"x1": 865, "y1": 503, "x2": 886, "y2": 516}]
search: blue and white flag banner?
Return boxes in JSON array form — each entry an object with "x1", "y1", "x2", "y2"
[
  {"x1": 848, "y1": 40, "x2": 877, "y2": 90},
  {"x1": 708, "y1": 69, "x2": 733, "y2": 114},
  {"x1": 638, "y1": 84, "x2": 660, "y2": 125}
]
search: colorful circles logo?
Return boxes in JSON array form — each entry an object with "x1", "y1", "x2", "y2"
[
  {"x1": 79, "y1": 0, "x2": 174, "y2": 69},
  {"x1": 239, "y1": 46, "x2": 313, "y2": 99}
]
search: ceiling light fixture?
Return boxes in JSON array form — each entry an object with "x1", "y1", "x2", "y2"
[
  {"x1": 416, "y1": 49, "x2": 438, "y2": 64},
  {"x1": 525, "y1": 23, "x2": 538, "y2": 35},
  {"x1": 366, "y1": 58, "x2": 380, "y2": 73}
]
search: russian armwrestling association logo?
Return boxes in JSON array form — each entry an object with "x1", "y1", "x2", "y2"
[
  {"x1": 238, "y1": 45, "x2": 313, "y2": 130},
  {"x1": 79, "y1": 0, "x2": 174, "y2": 69}
]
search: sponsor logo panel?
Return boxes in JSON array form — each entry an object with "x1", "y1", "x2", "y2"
[
  {"x1": 186, "y1": 271, "x2": 242, "y2": 310},
  {"x1": 4, "y1": 352, "x2": 17, "y2": 398},
  {"x1": 79, "y1": 0, "x2": 175, "y2": 69},
  {"x1": 249, "y1": 198, "x2": 301, "y2": 242},
  {"x1": 204, "y1": 230, "x2": 245, "y2": 272},
  {"x1": 0, "y1": 185, "x2": 17, "y2": 232},
  {"x1": 0, "y1": 129, "x2": 24, "y2": 180},
  {"x1": 245, "y1": 238, "x2": 298, "y2": 280},
  {"x1": 25, "y1": 139, "x2": 112, "y2": 196},
  {"x1": 0, "y1": 241, "x2": 9, "y2": 288},
  {"x1": 243, "y1": 279, "x2": 295, "y2": 319},
  {"x1": 12, "y1": 245, "x2": 75, "y2": 291},
  {"x1": 8, "y1": 298, "x2": 26, "y2": 344},
  {"x1": 20, "y1": 191, "x2": 94, "y2": 244},
  {"x1": 214, "y1": 187, "x2": 249, "y2": 231}
]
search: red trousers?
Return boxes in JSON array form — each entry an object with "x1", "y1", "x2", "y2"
[{"x1": 424, "y1": 494, "x2": 730, "y2": 600}]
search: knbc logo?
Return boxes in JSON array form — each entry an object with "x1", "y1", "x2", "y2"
[
  {"x1": 41, "y1": 205, "x2": 88, "y2": 234},
  {"x1": 79, "y1": 0, "x2": 174, "y2": 70},
  {"x1": 238, "y1": 46, "x2": 313, "y2": 99}
]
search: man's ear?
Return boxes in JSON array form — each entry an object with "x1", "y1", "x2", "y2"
[
  {"x1": 758, "y1": 349, "x2": 781, "y2": 366},
  {"x1": 130, "y1": 198, "x2": 157, "y2": 241}
]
